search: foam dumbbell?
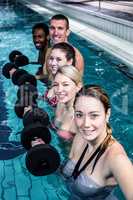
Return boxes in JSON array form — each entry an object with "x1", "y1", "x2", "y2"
[
  {"x1": 14, "y1": 83, "x2": 38, "y2": 118},
  {"x1": 21, "y1": 122, "x2": 60, "y2": 176},
  {"x1": 9, "y1": 50, "x2": 23, "y2": 63},
  {"x1": 2, "y1": 63, "x2": 18, "y2": 79},
  {"x1": 23, "y1": 107, "x2": 50, "y2": 128},
  {"x1": 9, "y1": 50, "x2": 29, "y2": 67}
]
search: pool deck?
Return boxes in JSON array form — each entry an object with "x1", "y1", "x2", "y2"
[
  {"x1": 60, "y1": 0, "x2": 133, "y2": 22},
  {"x1": 19, "y1": 0, "x2": 133, "y2": 75}
]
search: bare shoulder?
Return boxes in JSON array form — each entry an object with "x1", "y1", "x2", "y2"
[
  {"x1": 106, "y1": 140, "x2": 133, "y2": 200},
  {"x1": 74, "y1": 47, "x2": 83, "y2": 60},
  {"x1": 106, "y1": 140, "x2": 132, "y2": 173},
  {"x1": 106, "y1": 140, "x2": 127, "y2": 159},
  {"x1": 73, "y1": 46, "x2": 84, "y2": 73}
]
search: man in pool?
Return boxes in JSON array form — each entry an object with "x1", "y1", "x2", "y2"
[
  {"x1": 32, "y1": 23, "x2": 49, "y2": 75},
  {"x1": 38, "y1": 14, "x2": 84, "y2": 79}
]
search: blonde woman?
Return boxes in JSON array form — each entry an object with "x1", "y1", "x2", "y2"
[{"x1": 52, "y1": 65, "x2": 82, "y2": 140}]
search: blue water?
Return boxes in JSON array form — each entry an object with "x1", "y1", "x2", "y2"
[{"x1": 0, "y1": 2, "x2": 132, "y2": 200}]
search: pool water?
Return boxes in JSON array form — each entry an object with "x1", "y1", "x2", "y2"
[{"x1": 0, "y1": 2, "x2": 132, "y2": 200}]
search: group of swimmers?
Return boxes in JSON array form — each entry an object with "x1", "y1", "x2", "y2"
[{"x1": 31, "y1": 14, "x2": 133, "y2": 200}]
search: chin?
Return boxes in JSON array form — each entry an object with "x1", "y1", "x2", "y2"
[
  {"x1": 52, "y1": 70, "x2": 57, "y2": 75},
  {"x1": 36, "y1": 46, "x2": 41, "y2": 50},
  {"x1": 58, "y1": 98, "x2": 67, "y2": 104},
  {"x1": 82, "y1": 133, "x2": 97, "y2": 141}
]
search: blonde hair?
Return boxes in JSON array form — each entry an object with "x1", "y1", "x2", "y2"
[{"x1": 56, "y1": 65, "x2": 82, "y2": 85}]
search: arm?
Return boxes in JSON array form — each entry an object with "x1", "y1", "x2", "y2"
[
  {"x1": 69, "y1": 133, "x2": 85, "y2": 159},
  {"x1": 109, "y1": 147, "x2": 133, "y2": 200}
]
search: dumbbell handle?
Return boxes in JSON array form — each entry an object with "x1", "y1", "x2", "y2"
[
  {"x1": 29, "y1": 61, "x2": 39, "y2": 65},
  {"x1": 31, "y1": 137, "x2": 45, "y2": 147},
  {"x1": 9, "y1": 68, "x2": 17, "y2": 77}
]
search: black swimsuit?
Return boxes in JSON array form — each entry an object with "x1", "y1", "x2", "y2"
[{"x1": 62, "y1": 144, "x2": 118, "y2": 200}]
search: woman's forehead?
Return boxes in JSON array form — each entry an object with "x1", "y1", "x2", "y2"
[
  {"x1": 54, "y1": 73, "x2": 74, "y2": 83},
  {"x1": 75, "y1": 96, "x2": 104, "y2": 110}
]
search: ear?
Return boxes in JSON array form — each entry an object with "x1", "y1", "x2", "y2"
[
  {"x1": 106, "y1": 108, "x2": 111, "y2": 122},
  {"x1": 67, "y1": 58, "x2": 73, "y2": 65},
  {"x1": 66, "y1": 29, "x2": 70, "y2": 37}
]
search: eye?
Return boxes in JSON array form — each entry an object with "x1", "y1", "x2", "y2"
[
  {"x1": 50, "y1": 26, "x2": 54, "y2": 30},
  {"x1": 56, "y1": 58, "x2": 62, "y2": 62},
  {"x1": 49, "y1": 57, "x2": 54, "y2": 62},
  {"x1": 90, "y1": 114, "x2": 99, "y2": 119},
  {"x1": 58, "y1": 27, "x2": 64, "y2": 30},
  {"x1": 75, "y1": 112, "x2": 83, "y2": 118},
  {"x1": 52, "y1": 83, "x2": 58, "y2": 87},
  {"x1": 63, "y1": 83, "x2": 69, "y2": 87},
  {"x1": 38, "y1": 35, "x2": 42, "y2": 39}
]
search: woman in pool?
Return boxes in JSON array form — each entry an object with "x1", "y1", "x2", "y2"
[
  {"x1": 52, "y1": 65, "x2": 82, "y2": 140},
  {"x1": 45, "y1": 42, "x2": 75, "y2": 82},
  {"x1": 44, "y1": 42, "x2": 76, "y2": 106},
  {"x1": 61, "y1": 85, "x2": 133, "y2": 200}
]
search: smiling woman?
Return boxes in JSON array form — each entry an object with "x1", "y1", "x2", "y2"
[
  {"x1": 61, "y1": 84, "x2": 133, "y2": 200},
  {"x1": 53, "y1": 65, "x2": 82, "y2": 140}
]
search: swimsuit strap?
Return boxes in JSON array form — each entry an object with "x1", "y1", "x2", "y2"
[{"x1": 72, "y1": 143, "x2": 102, "y2": 180}]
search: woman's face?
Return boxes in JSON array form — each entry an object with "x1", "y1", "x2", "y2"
[
  {"x1": 48, "y1": 49, "x2": 70, "y2": 75},
  {"x1": 53, "y1": 73, "x2": 78, "y2": 104},
  {"x1": 74, "y1": 96, "x2": 108, "y2": 142}
]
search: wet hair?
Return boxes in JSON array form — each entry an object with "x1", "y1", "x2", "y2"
[
  {"x1": 74, "y1": 85, "x2": 113, "y2": 173},
  {"x1": 51, "y1": 42, "x2": 75, "y2": 66},
  {"x1": 32, "y1": 23, "x2": 49, "y2": 36},
  {"x1": 50, "y1": 14, "x2": 69, "y2": 29},
  {"x1": 55, "y1": 65, "x2": 82, "y2": 85}
]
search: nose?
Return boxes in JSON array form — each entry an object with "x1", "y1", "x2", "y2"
[
  {"x1": 51, "y1": 58, "x2": 57, "y2": 66},
  {"x1": 53, "y1": 28, "x2": 58, "y2": 35},
  {"x1": 34, "y1": 36, "x2": 39, "y2": 43},
  {"x1": 57, "y1": 84, "x2": 63, "y2": 93},
  {"x1": 83, "y1": 116, "x2": 91, "y2": 128}
]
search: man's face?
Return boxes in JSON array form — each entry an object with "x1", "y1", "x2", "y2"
[
  {"x1": 33, "y1": 28, "x2": 47, "y2": 50},
  {"x1": 49, "y1": 19, "x2": 70, "y2": 45}
]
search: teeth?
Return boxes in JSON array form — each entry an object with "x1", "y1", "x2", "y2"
[{"x1": 36, "y1": 43, "x2": 40, "y2": 47}]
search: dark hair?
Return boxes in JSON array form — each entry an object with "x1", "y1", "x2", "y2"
[
  {"x1": 52, "y1": 42, "x2": 75, "y2": 66},
  {"x1": 74, "y1": 85, "x2": 113, "y2": 173},
  {"x1": 32, "y1": 23, "x2": 49, "y2": 36},
  {"x1": 50, "y1": 14, "x2": 69, "y2": 29}
]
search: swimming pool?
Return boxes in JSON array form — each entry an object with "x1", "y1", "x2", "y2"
[{"x1": 0, "y1": 1, "x2": 132, "y2": 200}]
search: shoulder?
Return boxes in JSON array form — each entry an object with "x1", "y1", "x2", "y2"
[
  {"x1": 106, "y1": 140, "x2": 128, "y2": 160},
  {"x1": 105, "y1": 140, "x2": 133, "y2": 200},
  {"x1": 74, "y1": 46, "x2": 83, "y2": 61},
  {"x1": 73, "y1": 46, "x2": 84, "y2": 73},
  {"x1": 105, "y1": 140, "x2": 132, "y2": 175}
]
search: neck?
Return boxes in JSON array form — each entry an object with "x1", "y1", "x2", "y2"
[{"x1": 65, "y1": 97, "x2": 75, "y2": 110}]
